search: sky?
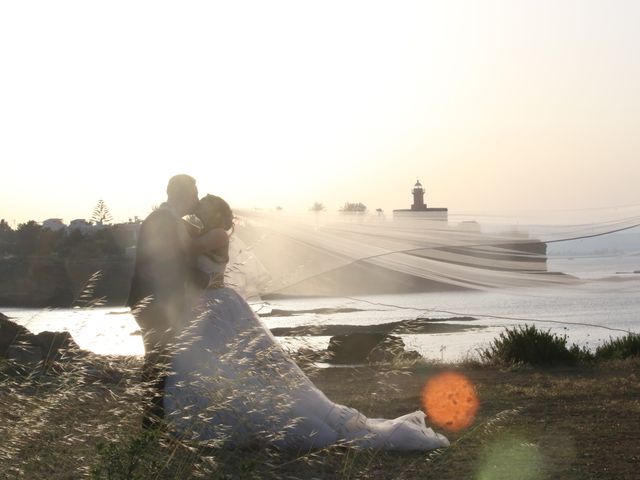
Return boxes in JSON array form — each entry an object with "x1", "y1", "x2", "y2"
[{"x1": 1, "y1": 1, "x2": 639, "y2": 226}]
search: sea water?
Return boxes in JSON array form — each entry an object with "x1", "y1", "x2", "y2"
[{"x1": 4, "y1": 288, "x2": 639, "y2": 363}]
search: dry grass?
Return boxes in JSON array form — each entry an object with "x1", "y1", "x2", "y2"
[{"x1": 1, "y1": 355, "x2": 639, "y2": 479}]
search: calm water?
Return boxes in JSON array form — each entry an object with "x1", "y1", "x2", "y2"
[{"x1": 3, "y1": 257, "x2": 639, "y2": 362}]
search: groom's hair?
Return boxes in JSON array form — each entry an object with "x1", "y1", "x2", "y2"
[{"x1": 167, "y1": 174, "x2": 196, "y2": 200}]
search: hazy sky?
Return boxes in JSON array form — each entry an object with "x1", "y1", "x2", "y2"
[{"x1": 1, "y1": 1, "x2": 639, "y2": 225}]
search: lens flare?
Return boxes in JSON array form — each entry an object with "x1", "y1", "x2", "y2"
[
  {"x1": 421, "y1": 371, "x2": 479, "y2": 432},
  {"x1": 477, "y1": 436, "x2": 544, "y2": 480}
]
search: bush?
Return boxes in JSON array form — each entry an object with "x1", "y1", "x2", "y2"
[
  {"x1": 568, "y1": 343, "x2": 594, "y2": 363},
  {"x1": 595, "y1": 333, "x2": 640, "y2": 361},
  {"x1": 480, "y1": 324, "x2": 581, "y2": 366}
]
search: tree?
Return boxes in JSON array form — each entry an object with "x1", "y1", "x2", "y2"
[
  {"x1": 340, "y1": 202, "x2": 367, "y2": 213},
  {"x1": 310, "y1": 202, "x2": 326, "y2": 213},
  {"x1": 15, "y1": 221, "x2": 43, "y2": 255},
  {"x1": 0, "y1": 219, "x2": 15, "y2": 254},
  {"x1": 0, "y1": 219, "x2": 12, "y2": 234},
  {"x1": 91, "y1": 199, "x2": 113, "y2": 226}
]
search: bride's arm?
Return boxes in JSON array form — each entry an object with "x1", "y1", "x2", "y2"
[
  {"x1": 182, "y1": 218, "x2": 202, "y2": 238},
  {"x1": 189, "y1": 228, "x2": 229, "y2": 255}
]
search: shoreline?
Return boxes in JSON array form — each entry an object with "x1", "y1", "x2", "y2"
[{"x1": 3, "y1": 302, "x2": 636, "y2": 364}]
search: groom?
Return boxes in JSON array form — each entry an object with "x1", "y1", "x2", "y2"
[{"x1": 127, "y1": 174, "x2": 201, "y2": 428}]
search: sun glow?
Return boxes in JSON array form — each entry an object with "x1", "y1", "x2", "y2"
[{"x1": 1, "y1": 1, "x2": 640, "y2": 225}]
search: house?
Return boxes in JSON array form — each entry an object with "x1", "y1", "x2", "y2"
[
  {"x1": 42, "y1": 218, "x2": 66, "y2": 232},
  {"x1": 68, "y1": 219, "x2": 94, "y2": 234}
]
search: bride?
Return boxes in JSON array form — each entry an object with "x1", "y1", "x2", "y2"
[{"x1": 164, "y1": 195, "x2": 449, "y2": 451}]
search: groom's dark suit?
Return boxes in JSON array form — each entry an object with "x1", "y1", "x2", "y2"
[
  {"x1": 128, "y1": 205, "x2": 191, "y2": 331},
  {"x1": 127, "y1": 203, "x2": 198, "y2": 427}
]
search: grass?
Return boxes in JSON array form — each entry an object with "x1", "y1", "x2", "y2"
[
  {"x1": 1, "y1": 352, "x2": 639, "y2": 479},
  {"x1": 595, "y1": 333, "x2": 640, "y2": 361}
]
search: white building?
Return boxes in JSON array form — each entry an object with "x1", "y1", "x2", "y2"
[
  {"x1": 42, "y1": 218, "x2": 66, "y2": 231},
  {"x1": 68, "y1": 219, "x2": 94, "y2": 234}
]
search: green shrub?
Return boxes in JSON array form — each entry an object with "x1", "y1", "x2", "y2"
[
  {"x1": 595, "y1": 333, "x2": 640, "y2": 361},
  {"x1": 480, "y1": 324, "x2": 581, "y2": 366},
  {"x1": 568, "y1": 343, "x2": 594, "y2": 363}
]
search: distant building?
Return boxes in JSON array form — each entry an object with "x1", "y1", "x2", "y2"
[
  {"x1": 42, "y1": 218, "x2": 66, "y2": 231},
  {"x1": 393, "y1": 180, "x2": 448, "y2": 221},
  {"x1": 68, "y1": 219, "x2": 94, "y2": 234}
]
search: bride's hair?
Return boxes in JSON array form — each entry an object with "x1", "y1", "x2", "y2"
[{"x1": 195, "y1": 194, "x2": 234, "y2": 233}]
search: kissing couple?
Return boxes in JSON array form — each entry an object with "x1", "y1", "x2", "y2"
[{"x1": 127, "y1": 174, "x2": 449, "y2": 450}]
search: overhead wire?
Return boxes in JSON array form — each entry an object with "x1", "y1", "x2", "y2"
[{"x1": 342, "y1": 296, "x2": 635, "y2": 335}]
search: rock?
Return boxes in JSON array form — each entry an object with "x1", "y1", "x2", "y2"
[
  {"x1": 1, "y1": 314, "x2": 32, "y2": 357},
  {"x1": 368, "y1": 335, "x2": 422, "y2": 364},
  {"x1": 291, "y1": 347, "x2": 329, "y2": 365},
  {"x1": 327, "y1": 332, "x2": 423, "y2": 364},
  {"x1": 34, "y1": 331, "x2": 81, "y2": 360},
  {"x1": 8, "y1": 344, "x2": 43, "y2": 366},
  {"x1": 368, "y1": 344, "x2": 422, "y2": 364},
  {"x1": 1, "y1": 315, "x2": 83, "y2": 364},
  {"x1": 327, "y1": 333, "x2": 387, "y2": 363}
]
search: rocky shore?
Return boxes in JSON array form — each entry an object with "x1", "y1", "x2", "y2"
[
  {"x1": 1, "y1": 311, "x2": 427, "y2": 367},
  {"x1": 0, "y1": 312, "x2": 85, "y2": 366}
]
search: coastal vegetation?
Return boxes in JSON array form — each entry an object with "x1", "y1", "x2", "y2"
[
  {"x1": 592, "y1": 332, "x2": 640, "y2": 361},
  {"x1": 0, "y1": 217, "x2": 132, "y2": 259},
  {"x1": 479, "y1": 325, "x2": 585, "y2": 366},
  {"x1": 0, "y1": 218, "x2": 136, "y2": 306},
  {"x1": 310, "y1": 202, "x2": 326, "y2": 213},
  {"x1": 340, "y1": 202, "x2": 368, "y2": 213},
  {"x1": 479, "y1": 324, "x2": 640, "y2": 366}
]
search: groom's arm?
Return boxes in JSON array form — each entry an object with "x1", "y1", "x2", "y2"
[{"x1": 138, "y1": 211, "x2": 186, "y2": 304}]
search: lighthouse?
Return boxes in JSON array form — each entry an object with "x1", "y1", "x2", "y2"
[
  {"x1": 393, "y1": 179, "x2": 448, "y2": 221},
  {"x1": 411, "y1": 180, "x2": 427, "y2": 211}
]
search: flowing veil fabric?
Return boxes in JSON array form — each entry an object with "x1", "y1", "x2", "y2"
[{"x1": 227, "y1": 208, "x2": 640, "y2": 298}]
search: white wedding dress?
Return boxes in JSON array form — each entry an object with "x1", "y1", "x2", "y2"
[{"x1": 163, "y1": 255, "x2": 449, "y2": 451}]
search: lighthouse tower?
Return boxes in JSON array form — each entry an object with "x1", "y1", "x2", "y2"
[
  {"x1": 411, "y1": 180, "x2": 427, "y2": 211},
  {"x1": 393, "y1": 179, "x2": 448, "y2": 221}
]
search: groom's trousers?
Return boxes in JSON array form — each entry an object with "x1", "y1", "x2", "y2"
[{"x1": 134, "y1": 305, "x2": 175, "y2": 429}]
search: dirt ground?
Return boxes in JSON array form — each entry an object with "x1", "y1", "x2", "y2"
[
  {"x1": 310, "y1": 360, "x2": 640, "y2": 480},
  {"x1": 1, "y1": 357, "x2": 639, "y2": 479}
]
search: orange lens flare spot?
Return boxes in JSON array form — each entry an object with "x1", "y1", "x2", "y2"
[{"x1": 421, "y1": 371, "x2": 479, "y2": 432}]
